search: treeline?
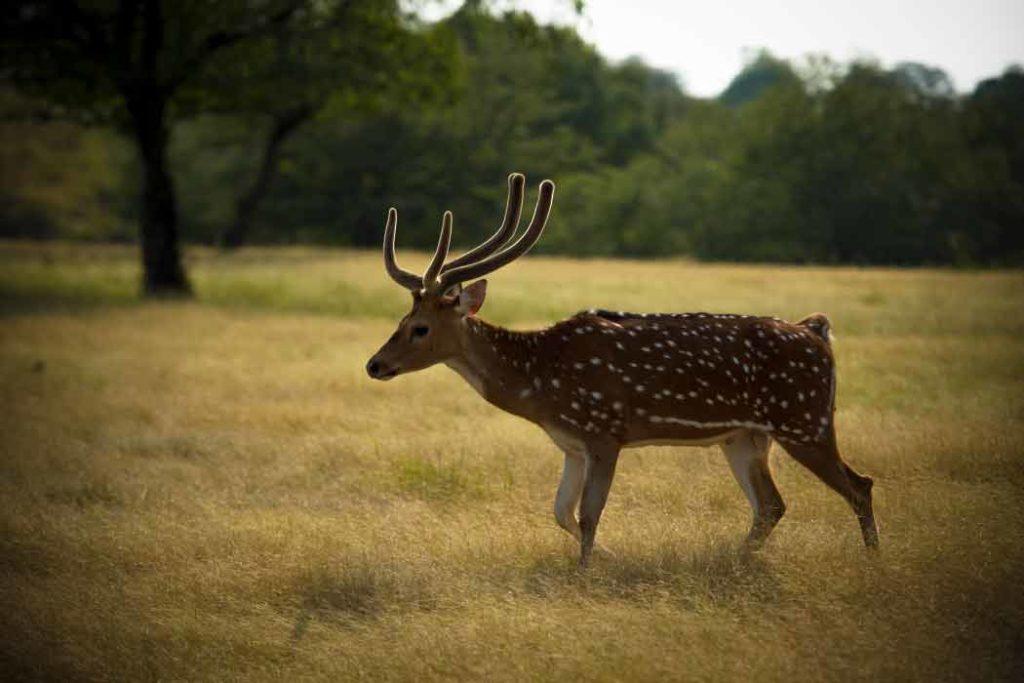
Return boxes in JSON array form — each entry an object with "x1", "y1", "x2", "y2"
[
  {"x1": 561, "y1": 57, "x2": 1024, "y2": 265},
  {"x1": 3, "y1": 3, "x2": 1023, "y2": 268}
]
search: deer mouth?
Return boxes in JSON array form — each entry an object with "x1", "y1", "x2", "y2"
[{"x1": 377, "y1": 367, "x2": 399, "y2": 380}]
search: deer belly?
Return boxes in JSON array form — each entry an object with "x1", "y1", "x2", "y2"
[{"x1": 623, "y1": 425, "x2": 745, "y2": 449}]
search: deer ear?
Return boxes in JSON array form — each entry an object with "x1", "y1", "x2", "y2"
[{"x1": 456, "y1": 279, "x2": 487, "y2": 316}]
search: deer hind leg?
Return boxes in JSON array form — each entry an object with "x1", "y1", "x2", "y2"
[
  {"x1": 577, "y1": 443, "x2": 620, "y2": 568},
  {"x1": 778, "y1": 436, "x2": 878, "y2": 548},
  {"x1": 553, "y1": 448, "x2": 585, "y2": 542},
  {"x1": 721, "y1": 430, "x2": 786, "y2": 548}
]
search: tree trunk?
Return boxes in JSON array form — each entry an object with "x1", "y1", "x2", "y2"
[
  {"x1": 220, "y1": 105, "x2": 313, "y2": 249},
  {"x1": 129, "y1": 93, "x2": 191, "y2": 296}
]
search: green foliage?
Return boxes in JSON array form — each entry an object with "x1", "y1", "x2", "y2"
[
  {"x1": 696, "y1": 63, "x2": 1023, "y2": 264},
  {"x1": 546, "y1": 58, "x2": 1024, "y2": 266},
  {"x1": 1, "y1": 0, "x2": 459, "y2": 292},
  {"x1": 961, "y1": 67, "x2": 1024, "y2": 262},
  {"x1": 719, "y1": 49, "x2": 801, "y2": 107},
  {"x1": 162, "y1": 5, "x2": 689, "y2": 249},
  {"x1": 3, "y1": 3, "x2": 1022, "y2": 266},
  {"x1": 0, "y1": 120, "x2": 135, "y2": 240}
]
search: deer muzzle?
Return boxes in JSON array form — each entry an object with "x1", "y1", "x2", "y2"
[{"x1": 366, "y1": 356, "x2": 399, "y2": 381}]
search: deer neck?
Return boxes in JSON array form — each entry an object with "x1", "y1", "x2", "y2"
[{"x1": 445, "y1": 317, "x2": 545, "y2": 417}]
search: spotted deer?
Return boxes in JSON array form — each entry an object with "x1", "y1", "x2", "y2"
[{"x1": 366, "y1": 173, "x2": 878, "y2": 567}]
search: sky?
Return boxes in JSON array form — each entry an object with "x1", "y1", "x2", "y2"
[{"x1": 422, "y1": 0, "x2": 1024, "y2": 97}]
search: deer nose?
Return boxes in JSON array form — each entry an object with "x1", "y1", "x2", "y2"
[{"x1": 366, "y1": 358, "x2": 382, "y2": 378}]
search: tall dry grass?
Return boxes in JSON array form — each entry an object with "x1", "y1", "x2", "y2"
[{"x1": 1, "y1": 242, "x2": 1022, "y2": 681}]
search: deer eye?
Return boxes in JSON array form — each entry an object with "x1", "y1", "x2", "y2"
[{"x1": 411, "y1": 325, "x2": 429, "y2": 339}]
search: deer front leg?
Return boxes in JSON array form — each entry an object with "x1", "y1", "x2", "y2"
[
  {"x1": 578, "y1": 443, "x2": 620, "y2": 568},
  {"x1": 554, "y1": 448, "x2": 585, "y2": 542}
]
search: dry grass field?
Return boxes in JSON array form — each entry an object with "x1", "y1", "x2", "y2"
[{"x1": 1, "y1": 241, "x2": 1023, "y2": 681}]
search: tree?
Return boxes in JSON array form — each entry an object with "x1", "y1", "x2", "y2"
[
  {"x1": 697, "y1": 61, "x2": 985, "y2": 265},
  {"x1": 205, "y1": 3, "x2": 455, "y2": 248},
  {"x1": 893, "y1": 61, "x2": 956, "y2": 99},
  {"x1": 963, "y1": 66, "x2": 1024, "y2": 263},
  {"x1": 719, "y1": 50, "x2": 801, "y2": 107},
  {"x1": 1, "y1": 1, "x2": 452, "y2": 293}
]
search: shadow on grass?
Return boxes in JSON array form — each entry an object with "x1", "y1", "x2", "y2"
[
  {"x1": 290, "y1": 559, "x2": 441, "y2": 641},
  {"x1": 0, "y1": 277, "x2": 394, "y2": 321},
  {"x1": 43, "y1": 479, "x2": 125, "y2": 509},
  {"x1": 0, "y1": 285, "x2": 140, "y2": 318},
  {"x1": 520, "y1": 540, "x2": 782, "y2": 609}
]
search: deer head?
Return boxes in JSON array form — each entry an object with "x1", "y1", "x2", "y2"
[{"x1": 366, "y1": 173, "x2": 555, "y2": 380}]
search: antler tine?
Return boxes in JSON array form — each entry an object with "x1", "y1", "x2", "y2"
[
  {"x1": 422, "y1": 210, "x2": 453, "y2": 289},
  {"x1": 382, "y1": 208, "x2": 424, "y2": 291},
  {"x1": 440, "y1": 173, "x2": 525, "y2": 273},
  {"x1": 438, "y1": 179, "x2": 554, "y2": 291}
]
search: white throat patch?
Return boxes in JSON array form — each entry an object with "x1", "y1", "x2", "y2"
[{"x1": 445, "y1": 357, "x2": 487, "y2": 397}]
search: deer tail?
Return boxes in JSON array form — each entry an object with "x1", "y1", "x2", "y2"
[{"x1": 797, "y1": 313, "x2": 833, "y2": 343}]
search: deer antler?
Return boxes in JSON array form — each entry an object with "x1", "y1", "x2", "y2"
[
  {"x1": 381, "y1": 174, "x2": 554, "y2": 293},
  {"x1": 382, "y1": 208, "x2": 423, "y2": 291},
  {"x1": 421, "y1": 211, "x2": 452, "y2": 289},
  {"x1": 440, "y1": 173, "x2": 525, "y2": 272},
  {"x1": 436, "y1": 179, "x2": 554, "y2": 292}
]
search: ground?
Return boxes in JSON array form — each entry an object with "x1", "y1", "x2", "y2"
[{"x1": 1, "y1": 242, "x2": 1022, "y2": 681}]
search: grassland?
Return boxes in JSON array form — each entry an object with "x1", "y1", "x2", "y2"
[{"x1": 1, "y1": 241, "x2": 1023, "y2": 681}]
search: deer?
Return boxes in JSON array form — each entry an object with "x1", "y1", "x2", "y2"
[{"x1": 366, "y1": 173, "x2": 879, "y2": 568}]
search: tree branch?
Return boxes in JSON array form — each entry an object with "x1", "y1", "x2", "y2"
[
  {"x1": 165, "y1": 0, "x2": 308, "y2": 92},
  {"x1": 111, "y1": 0, "x2": 141, "y2": 89},
  {"x1": 52, "y1": 0, "x2": 111, "y2": 56}
]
